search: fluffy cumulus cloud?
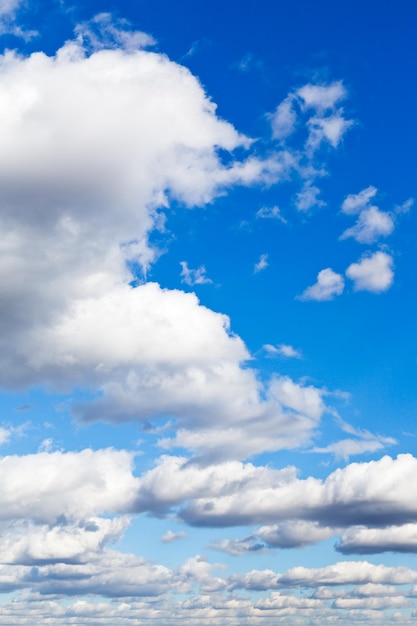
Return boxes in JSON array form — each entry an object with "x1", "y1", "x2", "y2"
[
  {"x1": 131, "y1": 453, "x2": 417, "y2": 530},
  {"x1": 300, "y1": 268, "x2": 345, "y2": 301},
  {"x1": 340, "y1": 185, "x2": 402, "y2": 244},
  {"x1": 337, "y1": 524, "x2": 417, "y2": 555},
  {"x1": 0, "y1": 517, "x2": 130, "y2": 565},
  {"x1": 346, "y1": 251, "x2": 394, "y2": 293},
  {"x1": 157, "y1": 375, "x2": 327, "y2": 461},
  {"x1": 0, "y1": 448, "x2": 138, "y2": 523},
  {"x1": 341, "y1": 205, "x2": 394, "y2": 243},
  {"x1": 0, "y1": 31, "x2": 324, "y2": 461}
]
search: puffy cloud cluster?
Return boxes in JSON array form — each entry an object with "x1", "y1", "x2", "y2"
[
  {"x1": 0, "y1": 448, "x2": 138, "y2": 523},
  {"x1": 299, "y1": 183, "x2": 411, "y2": 300},
  {"x1": 270, "y1": 81, "x2": 353, "y2": 212},
  {"x1": 0, "y1": 25, "x2": 334, "y2": 465},
  {"x1": 132, "y1": 454, "x2": 417, "y2": 542},
  {"x1": 271, "y1": 80, "x2": 352, "y2": 150},
  {"x1": 341, "y1": 186, "x2": 395, "y2": 243}
]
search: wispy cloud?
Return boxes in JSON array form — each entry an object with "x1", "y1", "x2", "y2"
[
  {"x1": 180, "y1": 261, "x2": 213, "y2": 286},
  {"x1": 263, "y1": 344, "x2": 302, "y2": 359},
  {"x1": 253, "y1": 253, "x2": 268, "y2": 273},
  {"x1": 256, "y1": 205, "x2": 287, "y2": 222},
  {"x1": 161, "y1": 530, "x2": 188, "y2": 543}
]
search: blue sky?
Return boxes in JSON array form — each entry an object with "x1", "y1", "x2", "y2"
[{"x1": 0, "y1": 0, "x2": 416, "y2": 623}]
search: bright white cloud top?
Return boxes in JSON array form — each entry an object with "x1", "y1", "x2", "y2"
[{"x1": 0, "y1": 1, "x2": 415, "y2": 624}]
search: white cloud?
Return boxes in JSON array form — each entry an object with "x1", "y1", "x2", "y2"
[
  {"x1": 161, "y1": 530, "x2": 188, "y2": 543},
  {"x1": 395, "y1": 197, "x2": 414, "y2": 214},
  {"x1": 300, "y1": 268, "x2": 344, "y2": 301},
  {"x1": 209, "y1": 536, "x2": 268, "y2": 556},
  {"x1": 341, "y1": 186, "x2": 378, "y2": 215},
  {"x1": 268, "y1": 81, "x2": 353, "y2": 211},
  {"x1": 0, "y1": 33, "x2": 306, "y2": 458},
  {"x1": 306, "y1": 114, "x2": 353, "y2": 151},
  {"x1": 74, "y1": 12, "x2": 156, "y2": 52},
  {"x1": 263, "y1": 344, "x2": 302, "y2": 359},
  {"x1": 295, "y1": 182, "x2": 324, "y2": 211},
  {"x1": 255, "y1": 591, "x2": 324, "y2": 610},
  {"x1": 0, "y1": 517, "x2": 130, "y2": 565},
  {"x1": 0, "y1": 448, "x2": 138, "y2": 523},
  {"x1": 0, "y1": 0, "x2": 21, "y2": 17},
  {"x1": 341, "y1": 205, "x2": 394, "y2": 243},
  {"x1": 155, "y1": 453, "x2": 417, "y2": 530},
  {"x1": 270, "y1": 97, "x2": 297, "y2": 140},
  {"x1": 276, "y1": 561, "x2": 417, "y2": 588},
  {"x1": 312, "y1": 433, "x2": 396, "y2": 461},
  {"x1": 0, "y1": 426, "x2": 11, "y2": 445},
  {"x1": 229, "y1": 560, "x2": 417, "y2": 590},
  {"x1": 295, "y1": 82, "x2": 353, "y2": 153},
  {"x1": 297, "y1": 81, "x2": 347, "y2": 112},
  {"x1": 253, "y1": 253, "x2": 268, "y2": 273},
  {"x1": 257, "y1": 521, "x2": 336, "y2": 549},
  {"x1": 337, "y1": 524, "x2": 417, "y2": 555},
  {"x1": 180, "y1": 261, "x2": 213, "y2": 285},
  {"x1": 158, "y1": 375, "x2": 326, "y2": 461},
  {"x1": 256, "y1": 205, "x2": 286, "y2": 222},
  {"x1": 332, "y1": 595, "x2": 409, "y2": 610},
  {"x1": 346, "y1": 251, "x2": 394, "y2": 293}
]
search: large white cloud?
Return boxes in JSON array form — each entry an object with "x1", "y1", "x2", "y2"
[
  {"x1": 0, "y1": 29, "x2": 331, "y2": 462},
  {"x1": 0, "y1": 448, "x2": 138, "y2": 523},
  {"x1": 337, "y1": 524, "x2": 417, "y2": 555},
  {"x1": 0, "y1": 517, "x2": 130, "y2": 565},
  {"x1": 133, "y1": 454, "x2": 417, "y2": 531}
]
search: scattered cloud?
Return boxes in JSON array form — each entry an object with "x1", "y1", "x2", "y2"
[
  {"x1": 341, "y1": 205, "x2": 394, "y2": 243},
  {"x1": 346, "y1": 251, "x2": 394, "y2": 293},
  {"x1": 395, "y1": 197, "x2": 414, "y2": 214},
  {"x1": 253, "y1": 253, "x2": 268, "y2": 273},
  {"x1": 234, "y1": 52, "x2": 263, "y2": 73},
  {"x1": 341, "y1": 186, "x2": 378, "y2": 215},
  {"x1": 161, "y1": 530, "x2": 188, "y2": 543},
  {"x1": 295, "y1": 182, "x2": 325, "y2": 211},
  {"x1": 209, "y1": 536, "x2": 268, "y2": 556},
  {"x1": 263, "y1": 344, "x2": 302, "y2": 359},
  {"x1": 180, "y1": 261, "x2": 213, "y2": 285},
  {"x1": 296, "y1": 81, "x2": 347, "y2": 112},
  {"x1": 74, "y1": 12, "x2": 156, "y2": 52},
  {"x1": 270, "y1": 97, "x2": 297, "y2": 140},
  {"x1": 300, "y1": 268, "x2": 345, "y2": 301},
  {"x1": 256, "y1": 205, "x2": 287, "y2": 222},
  {"x1": 269, "y1": 81, "x2": 354, "y2": 212}
]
